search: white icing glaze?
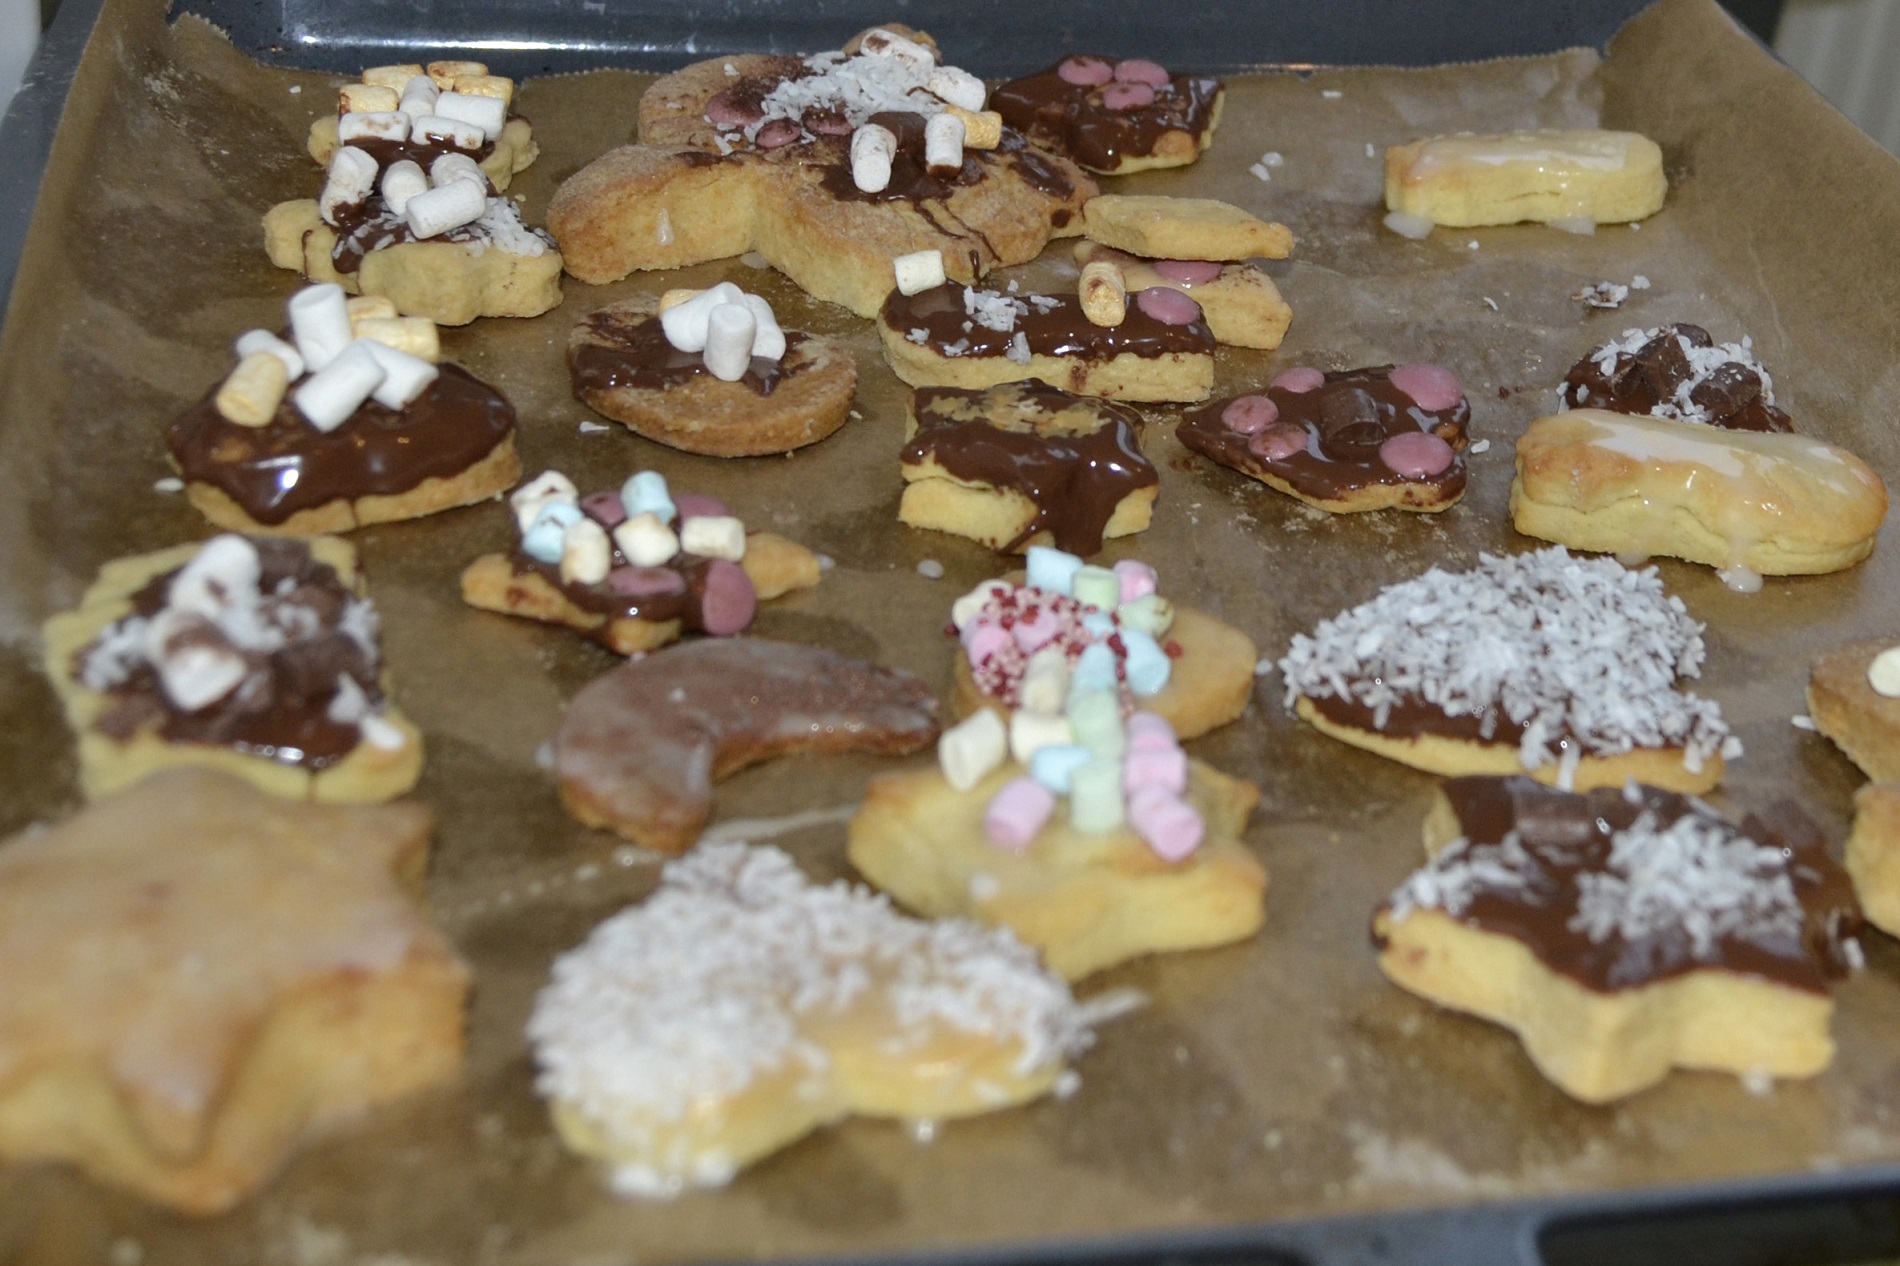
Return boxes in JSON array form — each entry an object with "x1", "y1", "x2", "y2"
[{"x1": 1410, "y1": 128, "x2": 1636, "y2": 176}]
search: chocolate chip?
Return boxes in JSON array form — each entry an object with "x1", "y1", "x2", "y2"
[
  {"x1": 1687, "y1": 361, "x2": 1762, "y2": 421},
  {"x1": 1633, "y1": 330, "x2": 1692, "y2": 401},
  {"x1": 272, "y1": 632, "x2": 369, "y2": 707},
  {"x1": 1669, "y1": 322, "x2": 1714, "y2": 348},
  {"x1": 1316, "y1": 386, "x2": 1385, "y2": 462}
]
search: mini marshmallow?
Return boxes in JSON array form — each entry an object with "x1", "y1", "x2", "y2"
[
  {"x1": 1870, "y1": 647, "x2": 1900, "y2": 698},
  {"x1": 741, "y1": 294, "x2": 786, "y2": 362},
  {"x1": 560, "y1": 518, "x2": 613, "y2": 586},
  {"x1": 405, "y1": 179, "x2": 487, "y2": 239},
  {"x1": 362, "y1": 64, "x2": 425, "y2": 91},
  {"x1": 1123, "y1": 744, "x2": 1188, "y2": 796},
  {"x1": 398, "y1": 74, "x2": 439, "y2": 117},
  {"x1": 427, "y1": 59, "x2": 488, "y2": 89},
  {"x1": 379, "y1": 158, "x2": 429, "y2": 215},
  {"x1": 1079, "y1": 258, "x2": 1127, "y2": 327},
  {"x1": 939, "y1": 708, "x2": 1007, "y2": 791},
  {"x1": 951, "y1": 580, "x2": 1009, "y2": 630},
  {"x1": 1069, "y1": 642, "x2": 1119, "y2": 697},
  {"x1": 1129, "y1": 788, "x2": 1203, "y2": 861},
  {"x1": 924, "y1": 111, "x2": 965, "y2": 176},
  {"x1": 1067, "y1": 688, "x2": 1126, "y2": 759},
  {"x1": 961, "y1": 620, "x2": 1010, "y2": 666},
  {"x1": 1025, "y1": 545, "x2": 1084, "y2": 596},
  {"x1": 1070, "y1": 565, "x2": 1120, "y2": 611},
  {"x1": 1068, "y1": 759, "x2": 1126, "y2": 833},
  {"x1": 452, "y1": 73, "x2": 515, "y2": 109},
  {"x1": 318, "y1": 145, "x2": 379, "y2": 226},
  {"x1": 926, "y1": 65, "x2": 987, "y2": 112},
  {"x1": 1010, "y1": 605, "x2": 1063, "y2": 655},
  {"x1": 660, "y1": 282, "x2": 746, "y2": 353},
  {"x1": 233, "y1": 329, "x2": 304, "y2": 380},
  {"x1": 1009, "y1": 709, "x2": 1075, "y2": 764},
  {"x1": 1113, "y1": 559, "x2": 1158, "y2": 604},
  {"x1": 346, "y1": 294, "x2": 399, "y2": 322},
  {"x1": 1019, "y1": 646, "x2": 1072, "y2": 714},
  {"x1": 679, "y1": 514, "x2": 747, "y2": 561},
  {"x1": 1029, "y1": 743, "x2": 1093, "y2": 795},
  {"x1": 434, "y1": 90, "x2": 506, "y2": 141},
  {"x1": 1120, "y1": 627, "x2": 1172, "y2": 696},
  {"x1": 147, "y1": 610, "x2": 249, "y2": 712},
  {"x1": 215, "y1": 352, "x2": 289, "y2": 427},
  {"x1": 943, "y1": 104, "x2": 1003, "y2": 150},
  {"x1": 1126, "y1": 711, "x2": 1177, "y2": 752},
  {"x1": 701, "y1": 302, "x2": 758, "y2": 382},
  {"x1": 858, "y1": 28, "x2": 935, "y2": 69},
  {"x1": 984, "y1": 777, "x2": 1055, "y2": 852},
  {"x1": 362, "y1": 339, "x2": 440, "y2": 409},
  {"x1": 612, "y1": 513, "x2": 680, "y2": 568},
  {"x1": 287, "y1": 283, "x2": 356, "y2": 373},
  {"x1": 339, "y1": 83, "x2": 399, "y2": 115},
  {"x1": 338, "y1": 111, "x2": 412, "y2": 144},
  {"x1": 352, "y1": 316, "x2": 440, "y2": 362},
  {"x1": 511, "y1": 469, "x2": 579, "y2": 532},
  {"x1": 619, "y1": 470, "x2": 675, "y2": 523},
  {"x1": 850, "y1": 123, "x2": 896, "y2": 194},
  {"x1": 521, "y1": 501, "x2": 583, "y2": 563},
  {"x1": 1117, "y1": 593, "x2": 1175, "y2": 638},
  {"x1": 658, "y1": 288, "x2": 701, "y2": 313},
  {"x1": 292, "y1": 340, "x2": 386, "y2": 433},
  {"x1": 166, "y1": 535, "x2": 261, "y2": 618},
  {"x1": 410, "y1": 114, "x2": 485, "y2": 151},
  {"x1": 430, "y1": 152, "x2": 486, "y2": 190},
  {"x1": 360, "y1": 711, "x2": 409, "y2": 751},
  {"x1": 893, "y1": 249, "x2": 947, "y2": 297}
]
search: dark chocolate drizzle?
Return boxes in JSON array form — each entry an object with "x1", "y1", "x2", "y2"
[
  {"x1": 168, "y1": 363, "x2": 516, "y2": 526},
  {"x1": 568, "y1": 311, "x2": 804, "y2": 400},
  {"x1": 882, "y1": 281, "x2": 1213, "y2": 362},
  {"x1": 511, "y1": 551, "x2": 726, "y2": 636},
  {"x1": 905, "y1": 380, "x2": 1157, "y2": 555},
  {"x1": 991, "y1": 59, "x2": 1221, "y2": 171},
  {"x1": 1562, "y1": 324, "x2": 1794, "y2": 433},
  {"x1": 1378, "y1": 776, "x2": 1861, "y2": 996}
]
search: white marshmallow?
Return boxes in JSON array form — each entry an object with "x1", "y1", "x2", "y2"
[
  {"x1": 1009, "y1": 709, "x2": 1076, "y2": 764},
  {"x1": 951, "y1": 579, "x2": 1008, "y2": 630},
  {"x1": 510, "y1": 470, "x2": 578, "y2": 532},
  {"x1": 740, "y1": 293, "x2": 786, "y2": 362},
  {"x1": 146, "y1": 610, "x2": 249, "y2": 712},
  {"x1": 379, "y1": 158, "x2": 429, "y2": 215},
  {"x1": 924, "y1": 111, "x2": 965, "y2": 175},
  {"x1": 337, "y1": 111, "x2": 411, "y2": 144},
  {"x1": 166, "y1": 535, "x2": 262, "y2": 618},
  {"x1": 429, "y1": 152, "x2": 486, "y2": 190},
  {"x1": 893, "y1": 248, "x2": 946, "y2": 296},
  {"x1": 939, "y1": 709, "x2": 1007, "y2": 791},
  {"x1": 286, "y1": 283, "x2": 355, "y2": 373},
  {"x1": 215, "y1": 352, "x2": 289, "y2": 427},
  {"x1": 318, "y1": 145, "x2": 379, "y2": 226},
  {"x1": 292, "y1": 340, "x2": 387, "y2": 433},
  {"x1": 850, "y1": 123, "x2": 895, "y2": 193},
  {"x1": 433, "y1": 91, "x2": 507, "y2": 141},
  {"x1": 405, "y1": 179, "x2": 487, "y2": 239},
  {"x1": 701, "y1": 303, "x2": 758, "y2": 382},
  {"x1": 926, "y1": 66, "x2": 987, "y2": 112},
  {"x1": 398, "y1": 74, "x2": 438, "y2": 116},
  {"x1": 659, "y1": 282, "x2": 745, "y2": 353},
  {"x1": 362, "y1": 65, "x2": 425, "y2": 92},
  {"x1": 612, "y1": 513, "x2": 680, "y2": 567},
  {"x1": 345, "y1": 294, "x2": 398, "y2": 322},
  {"x1": 560, "y1": 518, "x2": 613, "y2": 586},
  {"x1": 352, "y1": 316, "x2": 440, "y2": 362},
  {"x1": 1870, "y1": 647, "x2": 1900, "y2": 698},
  {"x1": 338, "y1": 83, "x2": 400, "y2": 116},
  {"x1": 427, "y1": 59, "x2": 487, "y2": 88},
  {"x1": 410, "y1": 114, "x2": 485, "y2": 151},
  {"x1": 234, "y1": 329, "x2": 304, "y2": 380},
  {"x1": 1019, "y1": 646, "x2": 1072, "y2": 715},
  {"x1": 361, "y1": 339, "x2": 440, "y2": 409},
  {"x1": 679, "y1": 514, "x2": 747, "y2": 561},
  {"x1": 452, "y1": 73, "x2": 515, "y2": 109},
  {"x1": 858, "y1": 28, "x2": 935, "y2": 69}
]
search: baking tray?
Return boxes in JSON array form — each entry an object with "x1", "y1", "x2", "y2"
[{"x1": 6, "y1": 0, "x2": 1900, "y2": 1262}]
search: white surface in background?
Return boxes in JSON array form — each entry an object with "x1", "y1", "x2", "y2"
[
  {"x1": 1777, "y1": 0, "x2": 1900, "y2": 155},
  {"x1": 0, "y1": 0, "x2": 36, "y2": 122}
]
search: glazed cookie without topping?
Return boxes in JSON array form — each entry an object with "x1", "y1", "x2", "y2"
[
  {"x1": 568, "y1": 293, "x2": 857, "y2": 456},
  {"x1": 1808, "y1": 638, "x2": 1900, "y2": 784},
  {"x1": 1080, "y1": 195, "x2": 1293, "y2": 262},
  {"x1": 990, "y1": 55, "x2": 1224, "y2": 175},
  {"x1": 901, "y1": 380, "x2": 1158, "y2": 555},
  {"x1": 529, "y1": 842, "x2": 1093, "y2": 1197},
  {"x1": 1560, "y1": 324, "x2": 1793, "y2": 432},
  {"x1": 1073, "y1": 242, "x2": 1291, "y2": 350},
  {"x1": 553, "y1": 639, "x2": 940, "y2": 852},
  {"x1": 1383, "y1": 128, "x2": 1667, "y2": 228},
  {"x1": 1177, "y1": 364, "x2": 1470, "y2": 513},
  {"x1": 43, "y1": 535, "x2": 423, "y2": 803},
  {"x1": 1511, "y1": 409, "x2": 1886, "y2": 582},
  {"x1": 1278, "y1": 548, "x2": 1735, "y2": 792},
  {"x1": 1378, "y1": 776, "x2": 1861, "y2": 1103},
  {"x1": 0, "y1": 770, "x2": 467, "y2": 1213}
]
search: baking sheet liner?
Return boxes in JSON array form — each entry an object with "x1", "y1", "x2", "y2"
[{"x1": 4, "y1": 0, "x2": 1900, "y2": 1260}]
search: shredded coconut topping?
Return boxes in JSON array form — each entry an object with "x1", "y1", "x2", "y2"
[
  {"x1": 744, "y1": 46, "x2": 945, "y2": 144},
  {"x1": 1277, "y1": 548, "x2": 1731, "y2": 771},
  {"x1": 1576, "y1": 325, "x2": 1776, "y2": 424},
  {"x1": 964, "y1": 285, "x2": 1028, "y2": 332}
]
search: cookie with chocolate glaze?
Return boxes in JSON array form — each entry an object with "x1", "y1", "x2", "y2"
[
  {"x1": 991, "y1": 55, "x2": 1224, "y2": 175},
  {"x1": 1559, "y1": 324, "x2": 1793, "y2": 432},
  {"x1": 1074, "y1": 242, "x2": 1291, "y2": 350}
]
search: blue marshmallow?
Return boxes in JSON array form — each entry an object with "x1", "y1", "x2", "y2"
[
  {"x1": 1024, "y1": 545, "x2": 1084, "y2": 596},
  {"x1": 1081, "y1": 610, "x2": 1116, "y2": 640},
  {"x1": 522, "y1": 500, "x2": 583, "y2": 563},
  {"x1": 1029, "y1": 743, "x2": 1094, "y2": 795},
  {"x1": 619, "y1": 470, "x2": 676, "y2": 524},
  {"x1": 1120, "y1": 627, "x2": 1172, "y2": 697},
  {"x1": 1068, "y1": 642, "x2": 1119, "y2": 697}
]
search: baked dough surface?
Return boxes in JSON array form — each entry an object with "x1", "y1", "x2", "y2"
[{"x1": 1384, "y1": 128, "x2": 1667, "y2": 226}]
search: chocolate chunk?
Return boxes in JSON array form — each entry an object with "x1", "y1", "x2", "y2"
[
  {"x1": 1633, "y1": 330, "x2": 1693, "y2": 402},
  {"x1": 1687, "y1": 361, "x2": 1762, "y2": 419},
  {"x1": 272, "y1": 632, "x2": 370, "y2": 708},
  {"x1": 1670, "y1": 322, "x2": 1714, "y2": 348},
  {"x1": 1317, "y1": 387, "x2": 1386, "y2": 462},
  {"x1": 1507, "y1": 779, "x2": 1601, "y2": 847}
]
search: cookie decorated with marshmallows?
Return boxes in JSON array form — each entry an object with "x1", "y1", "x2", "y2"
[
  {"x1": 1073, "y1": 242, "x2": 1291, "y2": 351},
  {"x1": 991, "y1": 55, "x2": 1224, "y2": 175},
  {"x1": 568, "y1": 290, "x2": 857, "y2": 457},
  {"x1": 305, "y1": 62, "x2": 539, "y2": 193},
  {"x1": 168, "y1": 286, "x2": 521, "y2": 535},
  {"x1": 1177, "y1": 364, "x2": 1471, "y2": 514}
]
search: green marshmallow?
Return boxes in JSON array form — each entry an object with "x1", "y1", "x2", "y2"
[
  {"x1": 1117, "y1": 593, "x2": 1175, "y2": 637},
  {"x1": 1068, "y1": 758, "x2": 1126, "y2": 833},
  {"x1": 1067, "y1": 688, "x2": 1126, "y2": 760},
  {"x1": 1071, "y1": 564, "x2": 1121, "y2": 611}
]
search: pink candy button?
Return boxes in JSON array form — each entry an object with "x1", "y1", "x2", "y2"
[
  {"x1": 1248, "y1": 423, "x2": 1308, "y2": 463},
  {"x1": 696, "y1": 560, "x2": 758, "y2": 636},
  {"x1": 1058, "y1": 55, "x2": 1115, "y2": 86},
  {"x1": 1112, "y1": 58, "x2": 1171, "y2": 86},
  {"x1": 961, "y1": 620, "x2": 1010, "y2": 664},
  {"x1": 1134, "y1": 286, "x2": 1202, "y2": 325},
  {"x1": 1270, "y1": 367, "x2": 1326, "y2": 393},
  {"x1": 755, "y1": 119, "x2": 802, "y2": 149},
  {"x1": 1124, "y1": 745, "x2": 1188, "y2": 796},
  {"x1": 1387, "y1": 363, "x2": 1464, "y2": 412},
  {"x1": 1102, "y1": 82, "x2": 1157, "y2": 111},
  {"x1": 1153, "y1": 259, "x2": 1224, "y2": 285},
  {"x1": 673, "y1": 493, "x2": 730, "y2": 522},
  {"x1": 1126, "y1": 711, "x2": 1177, "y2": 753},
  {"x1": 581, "y1": 489, "x2": 627, "y2": 529},
  {"x1": 606, "y1": 565, "x2": 687, "y2": 597},
  {"x1": 1129, "y1": 787, "x2": 1204, "y2": 862},
  {"x1": 704, "y1": 90, "x2": 763, "y2": 127},
  {"x1": 986, "y1": 777, "x2": 1057, "y2": 851},
  {"x1": 1011, "y1": 606, "x2": 1063, "y2": 653},
  {"x1": 1221, "y1": 394, "x2": 1278, "y2": 435},
  {"x1": 1378, "y1": 430, "x2": 1456, "y2": 478},
  {"x1": 1113, "y1": 559, "x2": 1157, "y2": 604}
]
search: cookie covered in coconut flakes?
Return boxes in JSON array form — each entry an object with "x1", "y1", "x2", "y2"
[
  {"x1": 1278, "y1": 547, "x2": 1736, "y2": 793},
  {"x1": 1377, "y1": 776, "x2": 1861, "y2": 1103}
]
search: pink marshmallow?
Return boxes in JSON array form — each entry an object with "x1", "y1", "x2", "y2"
[
  {"x1": 985, "y1": 777, "x2": 1057, "y2": 851},
  {"x1": 1248, "y1": 423, "x2": 1308, "y2": 463},
  {"x1": 1387, "y1": 363, "x2": 1464, "y2": 413},
  {"x1": 1011, "y1": 605, "x2": 1063, "y2": 653},
  {"x1": 1221, "y1": 394, "x2": 1278, "y2": 434},
  {"x1": 1113, "y1": 559, "x2": 1157, "y2": 604},
  {"x1": 1123, "y1": 744, "x2": 1188, "y2": 796},
  {"x1": 1270, "y1": 367, "x2": 1326, "y2": 393},
  {"x1": 1102, "y1": 82, "x2": 1157, "y2": 111},
  {"x1": 1126, "y1": 711, "x2": 1177, "y2": 752},
  {"x1": 756, "y1": 119, "x2": 802, "y2": 149},
  {"x1": 673, "y1": 493, "x2": 730, "y2": 522},
  {"x1": 1153, "y1": 258, "x2": 1224, "y2": 285},
  {"x1": 1378, "y1": 430, "x2": 1456, "y2": 479},
  {"x1": 1113, "y1": 58, "x2": 1171, "y2": 86},
  {"x1": 961, "y1": 620, "x2": 1011, "y2": 664},
  {"x1": 1058, "y1": 55, "x2": 1115, "y2": 86},
  {"x1": 1134, "y1": 286, "x2": 1202, "y2": 325},
  {"x1": 1129, "y1": 788, "x2": 1204, "y2": 862}
]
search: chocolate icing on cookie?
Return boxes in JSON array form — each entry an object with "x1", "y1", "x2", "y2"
[
  {"x1": 991, "y1": 59, "x2": 1220, "y2": 172},
  {"x1": 568, "y1": 310, "x2": 805, "y2": 399},
  {"x1": 1561, "y1": 324, "x2": 1793, "y2": 432},
  {"x1": 884, "y1": 282, "x2": 1212, "y2": 362}
]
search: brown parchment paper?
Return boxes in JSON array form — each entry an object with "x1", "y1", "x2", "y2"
[{"x1": 5, "y1": 0, "x2": 1900, "y2": 1260}]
